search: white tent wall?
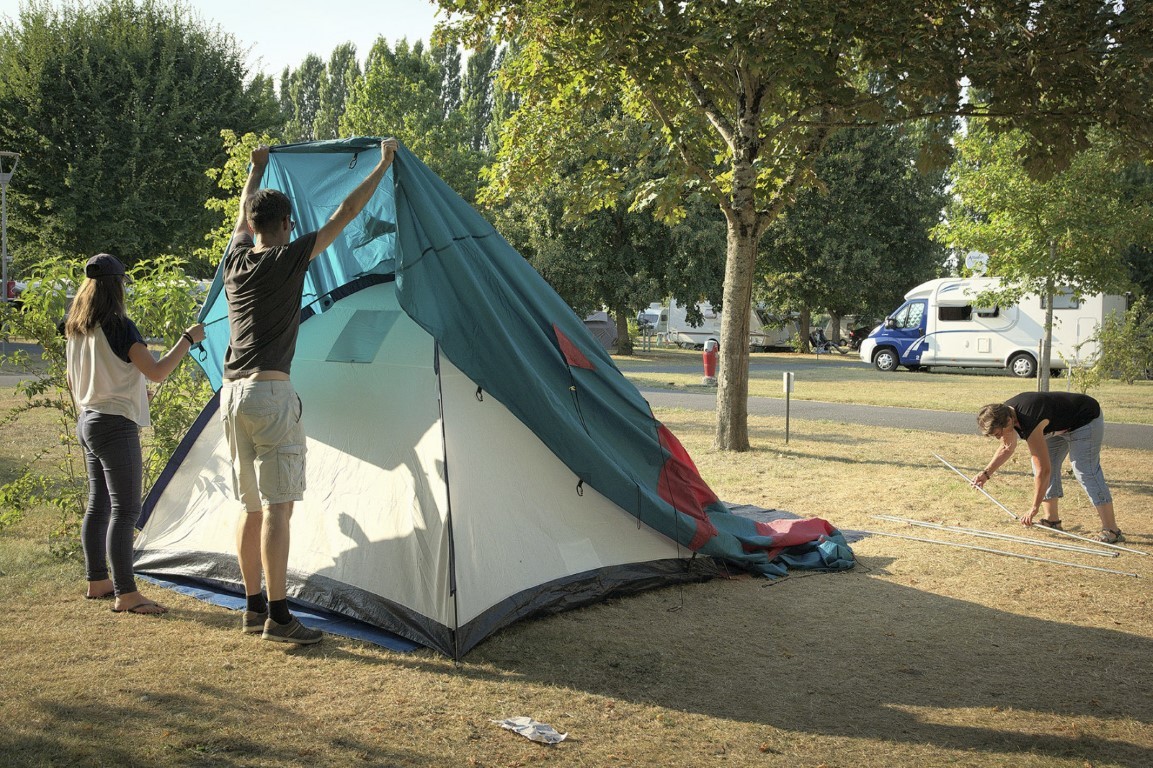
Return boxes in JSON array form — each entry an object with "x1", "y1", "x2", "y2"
[
  {"x1": 136, "y1": 281, "x2": 706, "y2": 656},
  {"x1": 439, "y1": 358, "x2": 698, "y2": 624},
  {"x1": 288, "y1": 286, "x2": 453, "y2": 627}
]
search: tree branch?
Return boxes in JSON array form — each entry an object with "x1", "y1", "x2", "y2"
[
  {"x1": 635, "y1": 80, "x2": 734, "y2": 219},
  {"x1": 684, "y1": 69, "x2": 738, "y2": 147}
]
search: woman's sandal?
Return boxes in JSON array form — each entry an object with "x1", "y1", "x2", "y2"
[
  {"x1": 1094, "y1": 528, "x2": 1124, "y2": 544},
  {"x1": 1037, "y1": 518, "x2": 1063, "y2": 530}
]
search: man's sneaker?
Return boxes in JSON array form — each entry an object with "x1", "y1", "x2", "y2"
[
  {"x1": 261, "y1": 616, "x2": 323, "y2": 645},
  {"x1": 242, "y1": 610, "x2": 268, "y2": 634}
]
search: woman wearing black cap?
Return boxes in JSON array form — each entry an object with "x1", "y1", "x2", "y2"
[{"x1": 64, "y1": 253, "x2": 205, "y2": 614}]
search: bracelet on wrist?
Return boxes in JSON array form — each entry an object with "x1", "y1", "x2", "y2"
[{"x1": 181, "y1": 332, "x2": 194, "y2": 346}]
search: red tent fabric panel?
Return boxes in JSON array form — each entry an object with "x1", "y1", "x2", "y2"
[{"x1": 554, "y1": 324, "x2": 596, "y2": 370}]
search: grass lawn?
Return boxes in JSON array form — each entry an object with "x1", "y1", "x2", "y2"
[
  {"x1": 1, "y1": 374, "x2": 1151, "y2": 767},
  {"x1": 614, "y1": 347, "x2": 1153, "y2": 425}
]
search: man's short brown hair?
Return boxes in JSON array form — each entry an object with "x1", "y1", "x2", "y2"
[{"x1": 245, "y1": 188, "x2": 292, "y2": 235}]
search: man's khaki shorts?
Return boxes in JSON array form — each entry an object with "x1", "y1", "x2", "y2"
[{"x1": 221, "y1": 379, "x2": 307, "y2": 511}]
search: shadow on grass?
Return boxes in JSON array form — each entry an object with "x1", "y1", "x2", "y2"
[
  {"x1": 256, "y1": 561, "x2": 1153, "y2": 765},
  {"x1": 445, "y1": 569, "x2": 1152, "y2": 766},
  {"x1": 2, "y1": 685, "x2": 434, "y2": 768}
]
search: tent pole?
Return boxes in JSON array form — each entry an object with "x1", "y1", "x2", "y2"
[
  {"x1": 932, "y1": 453, "x2": 1148, "y2": 557},
  {"x1": 433, "y1": 342, "x2": 463, "y2": 661},
  {"x1": 933, "y1": 452, "x2": 1019, "y2": 520},
  {"x1": 863, "y1": 530, "x2": 1139, "y2": 577},
  {"x1": 871, "y1": 515, "x2": 1117, "y2": 557}
]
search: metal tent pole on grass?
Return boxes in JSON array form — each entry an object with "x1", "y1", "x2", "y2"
[
  {"x1": 863, "y1": 530, "x2": 1140, "y2": 578},
  {"x1": 871, "y1": 515, "x2": 1119, "y2": 557},
  {"x1": 932, "y1": 453, "x2": 1148, "y2": 557}
]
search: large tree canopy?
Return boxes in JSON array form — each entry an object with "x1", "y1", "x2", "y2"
[
  {"x1": 0, "y1": 0, "x2": 275, "y2": 268},
  {"x1": 443, "y1": 0, "x2": 1153, "y2": 450},
  {"x1": 280, "y1": 54, "x2": 328, "y2": 143},
  {"x1": 758, "y1": 124, "x2": 949, "y2": 333}
]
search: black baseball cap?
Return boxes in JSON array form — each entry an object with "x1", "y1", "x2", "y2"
[{"x1": 85, "y1": 253, "x2": 126, "y2": 279}]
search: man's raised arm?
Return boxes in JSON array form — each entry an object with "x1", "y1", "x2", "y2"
[
  {"x1": 310, "y1": 138, "x2": 398, "y2": 261},
  {"x1": 231, "y1": 145, "x2": 270, "y2": 242}
]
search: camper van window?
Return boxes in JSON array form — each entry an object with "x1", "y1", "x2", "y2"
[
  {"x1": 975, "y1": 306, "x2": 1000, "y2": 318},
  {"x1": 939, "y1": 306, "x2": 973, "y2": 322},
  {"x1": 1041, "y1": 290, "x2": 1080, "y2": 310},
  {"x1": 895, "y1": 302, "x2": 926, "y2": 329}
]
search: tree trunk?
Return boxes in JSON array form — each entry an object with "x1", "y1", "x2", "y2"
[
  {"x1": 798, "y1": 308, "x2": 813, "y2": 353},
  {"x1": 829, "y1": 312, "x2": 843, "y2": 345},
  {"x1": 613, "y1": 305, "x2": 633, "y2": 356},
  {"x1": 714, "y1": 213, "x2": 758, "y2": 452},
  {"x1": 1039, "y1": 258, "x2": 1055, "y2": 392}
]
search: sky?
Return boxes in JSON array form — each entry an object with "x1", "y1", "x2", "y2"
[{"x1": 0, "y1": 0, "x2": 444, "y2": 77}]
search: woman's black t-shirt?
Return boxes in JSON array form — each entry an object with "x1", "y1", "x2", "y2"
[{"x1": 1006, "y1": 392, "x2": 1101, "y2": 438}]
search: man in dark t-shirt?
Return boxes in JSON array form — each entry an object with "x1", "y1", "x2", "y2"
[
  {"x1": 221, "y1": 140, "x2": 398, "y2": 645},
  {"x1": 974, "y1": 392, "x2": 1121, "y2": 543}
]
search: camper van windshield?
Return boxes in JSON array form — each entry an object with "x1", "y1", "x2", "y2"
[{"x1": 892, "y1": 301, "x2": 926, "y2": 329}]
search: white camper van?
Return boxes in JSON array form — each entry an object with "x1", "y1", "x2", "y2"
[
  {"x1": 644, "y1": 300, "x2": 795, "y2": 352},
  {"x1": 859, "y1": 277, "x2": 1126, "y2": 377}
]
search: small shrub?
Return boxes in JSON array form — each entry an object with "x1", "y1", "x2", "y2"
[
  {"x1": 0, "y1": 255, "x2": 212, "y2": 550},
  {"x1": 1066, "y1": 297, "x2": 1153, "y2": 393}
]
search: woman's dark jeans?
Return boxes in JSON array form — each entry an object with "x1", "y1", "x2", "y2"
[{"x1": 77, "y1": 410, "x2": 142, "y2": 596}]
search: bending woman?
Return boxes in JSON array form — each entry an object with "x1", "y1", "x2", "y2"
[
  {"x1": 65, "y1": 253, "x2": 205, "y2": 614},
  {"x1": 974, "y1": 391, "x2": 1122, "y2": 543}
]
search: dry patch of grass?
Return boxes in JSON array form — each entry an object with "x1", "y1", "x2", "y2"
[{"x1": 2, "y1": 387, "x2": 1152, "y2": 767}]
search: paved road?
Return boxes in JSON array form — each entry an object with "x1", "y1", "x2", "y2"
[
  {"x1": 0, "y1": 341, "x2": 42, "y2": 388},
  {"x1": 3, "y1": 341, "x2": 1148, "y2": 449},
  {"x1": 638, "y1": 387, "x2": 1153, "y2": 450}
]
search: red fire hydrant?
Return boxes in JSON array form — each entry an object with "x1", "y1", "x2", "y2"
[{"x1": 702, "y1": 339, "x2": 719, "y2": 386}]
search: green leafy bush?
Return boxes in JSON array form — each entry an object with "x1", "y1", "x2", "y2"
[
  {"x1": 1066, "y1": 297, "x2": 1153, "y2": 393},
  {"x1": 0, "y1": 255, "x2": 211, "y2": 552}
]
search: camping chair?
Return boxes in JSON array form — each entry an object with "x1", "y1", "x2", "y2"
[{"x1": 810, "y1": 328, "x2": 847, "y2": 355}]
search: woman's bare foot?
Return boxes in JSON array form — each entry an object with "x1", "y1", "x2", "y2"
[
  {"x1": 111, "y1": 591, "x2": 168, "y2": 615},
  {"x1": 85, "y1": 578, "x2": 114, "y2": 599}
]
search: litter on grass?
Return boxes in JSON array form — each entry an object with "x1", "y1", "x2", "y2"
[{"x1": 492, "y1": 716, "x2": 568, "y2": 744}]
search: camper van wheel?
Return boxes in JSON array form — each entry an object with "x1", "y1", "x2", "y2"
[
  {"x1": 1008, "y1": 352, "x2": 1038, "y2": 378},
  {"x1": 873, "y1": 347, "x2": 899, "y2": 372}
]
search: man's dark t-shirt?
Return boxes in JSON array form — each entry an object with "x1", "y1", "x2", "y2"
[
  {"x1": 1006, "y1": 392, "x2": 1101, "y2": 439},
  {"x1": 222, "y1": 231, "x2": 318, "y2": 379}
]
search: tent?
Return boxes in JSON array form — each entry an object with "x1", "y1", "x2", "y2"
[
  {"x1": 135, "y1": 138, "x2": 854, "y2": 658},
  {"x1": 583, "y1": 311, "x2": 618, "y2": 350}
]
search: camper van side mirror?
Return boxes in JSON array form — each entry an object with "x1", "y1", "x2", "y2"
[{"x1": 884, "y1": 317, "x2": 897, "y2": 329}]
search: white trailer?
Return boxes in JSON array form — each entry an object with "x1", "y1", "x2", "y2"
[
  {"x1": 644, "y1": 300, "x2": 795, "y2": 352},
  {"x1": 859, "y1": 277, "x2": 1127, "y2": 377}
]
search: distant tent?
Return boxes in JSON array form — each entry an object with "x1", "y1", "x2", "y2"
[
  {"x1": 583, "y1": 311, "x2": 618, "y2": 350},
  {"x1": 135, "y1": 139, "x2": 854, "y2": 658}
]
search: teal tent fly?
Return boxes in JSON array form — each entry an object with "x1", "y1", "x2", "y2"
[{"x1": 135, "y1": 138, "x2": 853, "y2": 658}]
